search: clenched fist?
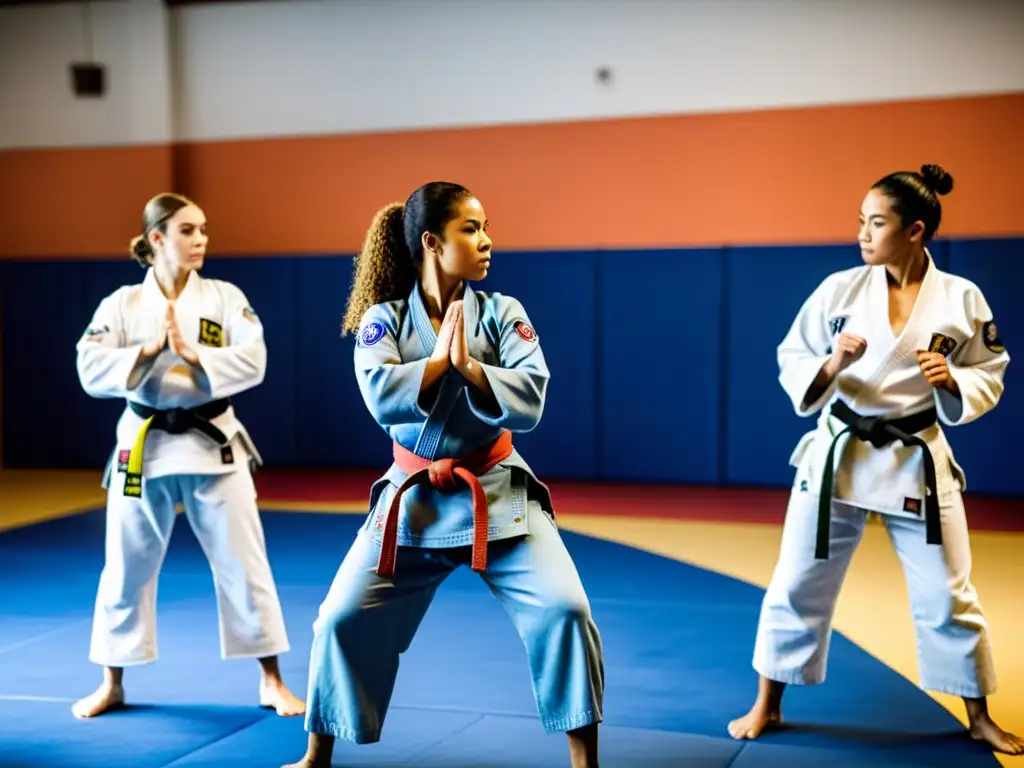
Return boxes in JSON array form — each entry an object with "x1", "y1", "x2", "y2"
[
  {"x1": 916, "y1": 350, "x2": 956, "y2": 392},
  {"x1": 824, "y1": 333, "x2": 867, "y2": 377}
]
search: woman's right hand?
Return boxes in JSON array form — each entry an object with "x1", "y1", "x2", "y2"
[
  {"x1": 824, "y1": 332, "x2": 867, "y2": 377},
  {"x1": 139, "y1": 317, "x2": 168, "y2": 361}
]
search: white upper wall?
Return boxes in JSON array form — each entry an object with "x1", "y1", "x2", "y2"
[
  {"x1": 2, "y1": 0, "x2": 1023, "y2": 149},
  {"x1": 0, "y1": 0, "x2": 172, "y2": 149}
]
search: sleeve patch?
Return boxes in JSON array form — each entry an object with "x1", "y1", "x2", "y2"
[
  {"x1": 241, "y1": 306, "x2": 258, "y2": 323},
  {"x1": 512, "y1": 319, "x2": 537, "y2": 343},
  {"x1": 359, "y1": 321, "x2": 386, "y2": 347},
  {"x1": 982, "y1": 321, "x2": 1005, "y2": 353},
  {"x1": 82, "y1": 324, "x2": 109, "y2": 339}
]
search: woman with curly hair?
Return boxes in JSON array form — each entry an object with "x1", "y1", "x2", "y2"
[{"x1": 285, "y1": 181, "x2": 604, "y2": 768}]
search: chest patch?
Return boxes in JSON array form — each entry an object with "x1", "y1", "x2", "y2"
[
  {"x1": 828, "y1": 316, "x2": 848, "y2": 336},
  {"x1": 927, "y1": 332, "x2": 958, "y2": 357},
  {"x1": 198, "y1": 318, "x2": 224, "y2": 347}
]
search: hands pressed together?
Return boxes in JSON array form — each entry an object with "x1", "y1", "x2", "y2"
[
  {"x1": 430, "y1": 300, "x2": 475, "y2": 375},
  {"x1": 140, "y1": 304, "x2": 200, "y2": 367}
]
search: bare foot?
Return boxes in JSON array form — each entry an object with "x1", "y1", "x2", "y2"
[
  {"x1": 969, "y1": 714, "x2": 1024, "y2": 755},
  {"x1": 728, "y1": 703, "x2": 781, "y2": 740},
  {"x1": 260, "y1": 679, "x2": 306, "y2": 717},
  {"x1": 729, "y1": 676, "x2": 785, "y2": 740},
  {"x1": 71, "y1": 682, "x2": 125, "y2": 719},
  {"x1": 281, "y1": 734, "x2": 334, "y2": 768}
]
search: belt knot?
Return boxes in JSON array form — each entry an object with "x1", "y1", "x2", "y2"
[
  {"x1": 852, "y1": 415, "x2": 889, "y2": 447},
  {"x1": 427, "y1": 458, "x2": 460, "y2": 491}
]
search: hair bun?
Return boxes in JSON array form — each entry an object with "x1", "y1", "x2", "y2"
[
  {"x1": 920, "y1": 164, "x2": 954, "y2": 196},
  {"x1": 130, "y1": 234, "x2": 154, "y2": 266}
]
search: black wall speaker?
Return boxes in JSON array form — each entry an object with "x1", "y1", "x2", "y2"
[{"x1": 70, "y1": 62, "x2": 106, "y2": 97}]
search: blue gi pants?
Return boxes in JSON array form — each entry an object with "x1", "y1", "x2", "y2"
[{"x1": 303, "y1": 503, "x2": 604, "y2": 743}]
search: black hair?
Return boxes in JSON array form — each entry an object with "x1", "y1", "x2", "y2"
[{"x1": 871, "y1": 164, "x2": 953, "y2": 241}]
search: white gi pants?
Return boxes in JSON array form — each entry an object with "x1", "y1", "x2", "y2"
[
  {"x1": 753, "y1": 488, "x2": 996, "y2": 698},
  {"x1": 88, "y1": 468, "x2": 291, "y2": 666}
]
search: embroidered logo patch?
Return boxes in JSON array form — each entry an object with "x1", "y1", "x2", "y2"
[
  {"x1": 117, "y1": 449, "x2": 130, "y2": 473},
  {"x1": 828, "y1": 316, "x2": 848, "y2": 336},
  {"x1": 982, "y1": 321, "x2": 1005, "y2": 353},
  {"x1": 220, "y1": 445, "x2": 234, "y2": 465},
  {"x1": 513, "y1": 320, "x2": 537, "y2": 343},
  {"x1": 82, "y1": 324, "x2": 109, "y2": 339},
  {"x1": 359, "y1": 322, "x2": 386, "y2": 347},
  {"x1": 198, "y1": 318, "x2": 223, "y2": 347},
  {"x1": 928, "y1": 332, "x2": 957, "y2": 357},
  {"x1": 903, "y1": 497, "x2": 921, "y2": 516},
  {"x1": 241, "y1": 306, "x2": 258, "y2": 323}
]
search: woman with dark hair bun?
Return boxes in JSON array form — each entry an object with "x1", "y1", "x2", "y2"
[{"x1": 728, "y1": 165, "x2": 1022, "y2": 755}]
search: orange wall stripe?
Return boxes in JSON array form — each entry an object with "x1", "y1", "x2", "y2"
[
  {"x1": 0, "y1": 145, "x2": 174, "y2": 259},
  {"x1": 1, "y1": 93, "x2": 1021, "y2": 259}
]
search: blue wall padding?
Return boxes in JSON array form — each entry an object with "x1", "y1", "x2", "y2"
[{"x1": 2, "y1": 238, "x2": 1018, "y2": 496}]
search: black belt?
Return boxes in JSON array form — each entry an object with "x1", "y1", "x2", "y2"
[
  {"x1": 128, "y1": 399, "x2": 231, "y2": 445},
  {"x1": 122, "y1": 399, "x2": 231, "y2": 496},
  {"x1": 816, "y1": 400, "x2": 940, "y2": 560}
]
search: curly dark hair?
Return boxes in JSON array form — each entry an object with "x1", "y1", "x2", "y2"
[{"x1": 341, "y1": 181, "x2": 473, "y2": 335}]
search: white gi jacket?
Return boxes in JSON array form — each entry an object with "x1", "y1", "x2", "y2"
[{"x1": 76, "y1": 269, "x2": 265, "y2": 487}]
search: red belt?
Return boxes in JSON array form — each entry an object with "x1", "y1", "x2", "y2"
[{"x1": 376, "y1": 430, "x2": 514, "y2": 578}]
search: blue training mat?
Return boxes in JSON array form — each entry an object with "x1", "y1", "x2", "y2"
[{"x1": 0, "y1": 510, "x2": 1000, "y2": 767}]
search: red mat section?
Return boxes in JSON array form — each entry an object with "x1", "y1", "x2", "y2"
[{"x1": 254, "y1": 469, "x2": 1023, "y2": 532}]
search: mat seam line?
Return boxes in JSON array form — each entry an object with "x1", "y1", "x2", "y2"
[
  {"x1": 0, "y1": 618, "x2": 92, "y2": 656},
  {"x1": 399, "y1": 712, "x2": 489, "y2": 763},
  {"x1": 722, "y1": 741, "x2": 749, "y2": 768},
  {"x1": 157, "y1": 712, "x2": 272, "y2": 768}
]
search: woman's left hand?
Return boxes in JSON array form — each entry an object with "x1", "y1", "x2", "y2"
[{"x1": 916, "y1": 350, "x2": 957, "y2": 393}]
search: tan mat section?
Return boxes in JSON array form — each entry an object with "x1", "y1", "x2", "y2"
[
  {"x1": 0, "y1": 469, "x2": 105, "y2": 532},
  {"x1": 558, "y1": 514, "x2": 1024, "y2": 766}
]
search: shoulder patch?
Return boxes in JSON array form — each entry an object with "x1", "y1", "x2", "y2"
[
  {"x1": 241, "y1": 306, "x2": 258, "y2": 323},
  {"x1": 512, "y1": 319, "x2": 538, "y2": 343},
  {"x1": 982, "y1": 321, "x2": 1005, "y2": 353},
  {"x1": 359, "y1": 321, "x2": 386, "y2": 347}
]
